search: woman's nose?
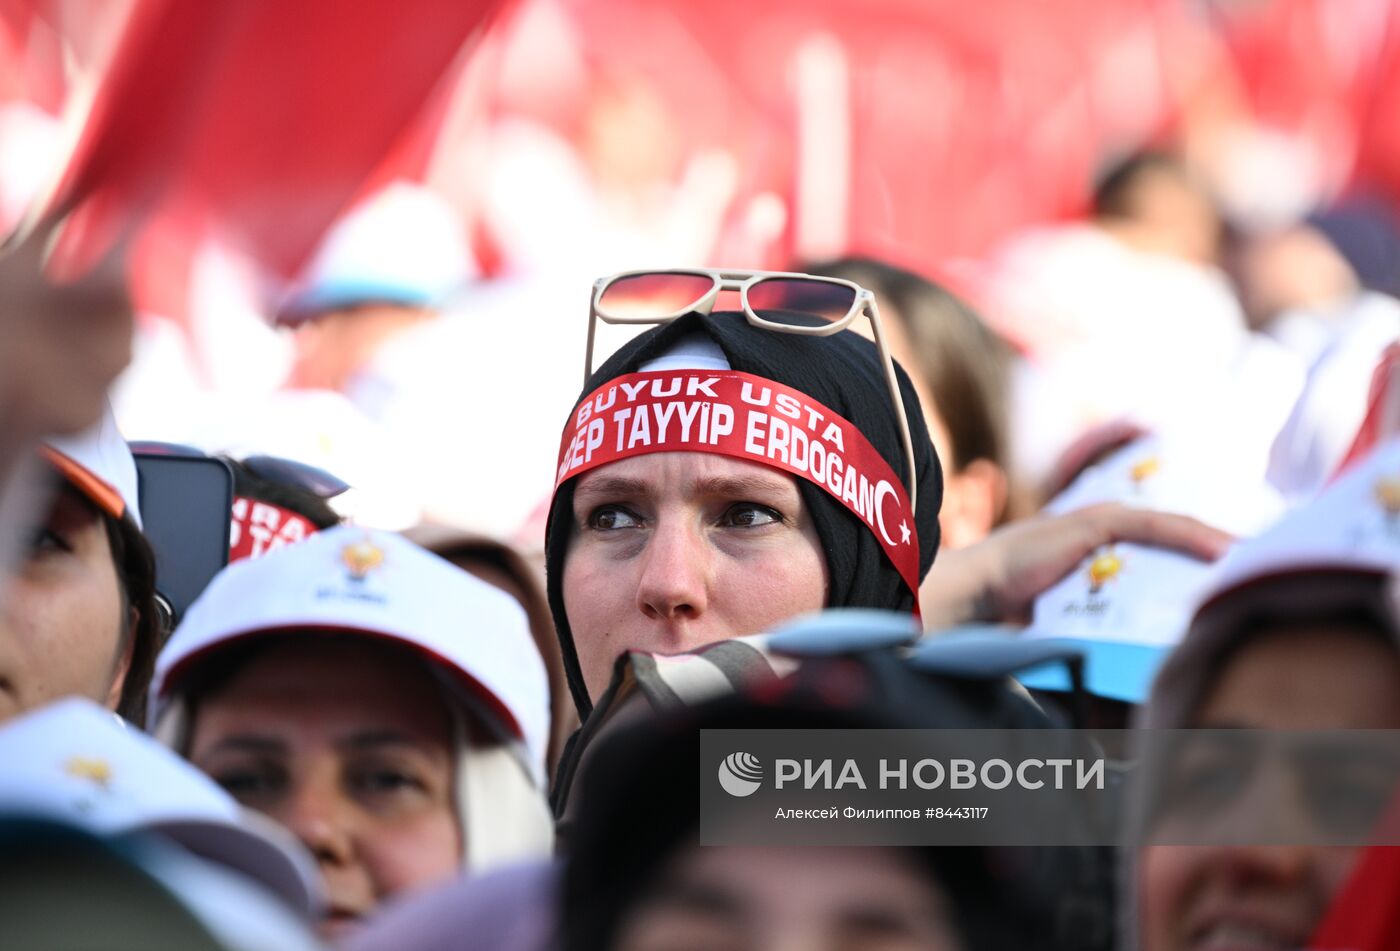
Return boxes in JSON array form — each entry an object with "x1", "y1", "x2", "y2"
[
  {"x1": 1205, "y1": 843, "x2": 1315, "y2": 890},
  {"x1": 278, "y1": 772, "x2": 357, "y2": 868},
  {"x1": 635, "y1": 518, "x2": 711, "y2": 623}
]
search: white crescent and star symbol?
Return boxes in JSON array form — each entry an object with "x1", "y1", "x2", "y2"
[{"x1": 874, "y1": 482, "x2": 916, "y2": 550}]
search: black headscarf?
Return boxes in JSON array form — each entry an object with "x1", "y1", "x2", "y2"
[{"x1": 545, "y1": 310, "x2": 943, "y2": 717}]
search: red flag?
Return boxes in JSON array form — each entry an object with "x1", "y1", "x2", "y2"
[
  {"x1": 1334, "y1": 342, "x2": 1400, "y2": 479},
  {"x1": 524, "y1": 0, "x2": 1195, "y2": 271},
  {"x1": 34, "y1": 0, "x2": 507, "y2": 279},
  {"x1": 1307, "y1": 794, "x2": 1400, "y2": 949}
]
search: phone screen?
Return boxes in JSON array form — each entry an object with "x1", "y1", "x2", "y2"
[{"x1": 132, "y1": 453, "x2": 234, "y2": 624}]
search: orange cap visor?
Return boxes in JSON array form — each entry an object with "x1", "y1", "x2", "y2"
[{"x1": 38, "y1": 446, "x2": 127, "y2": 521}]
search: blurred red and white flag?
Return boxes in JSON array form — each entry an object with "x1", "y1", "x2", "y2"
[
  {"x1": 1306, "y1": 793, "x2": 1400, "y2": 949},
  {"x1": 1334, "y1": 342, "x2": 1400, "y2": 479},
  {"x1": 2, "y1": 0, "x2": 507, "y2": 280}
]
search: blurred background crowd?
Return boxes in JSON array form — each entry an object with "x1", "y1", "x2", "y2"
[
  {"x1": 3, "y1": 0, "x2": 1394, "y2": 541},
  {"x1": 4, "y1": 0, "x2": 1400, "y2": 949}
]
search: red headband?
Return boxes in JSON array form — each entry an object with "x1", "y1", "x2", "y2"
[
  {"x1": 229, "y1": 496, "x2": 319, "y2": 562},
  {"x1": 556, "y1": 369, "x2": 920, "y2": 599}
]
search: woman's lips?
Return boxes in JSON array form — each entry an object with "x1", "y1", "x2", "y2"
[
  {"x1": 1187, "y1": 908, "x2": 1311, "y2": 951},
  {"x1": 319, "y1": 907, "x2": 367, "y2": 939}
]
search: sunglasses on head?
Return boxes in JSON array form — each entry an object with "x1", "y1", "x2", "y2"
[
  {"x1": 127, "y1": 442, "x2": 351, "y2": 500},
  {"x1": 586, "y1": 268, "x2": 920, "y2": 514}
]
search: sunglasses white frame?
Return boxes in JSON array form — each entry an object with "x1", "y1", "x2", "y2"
[{"x1": 586, "y1": 268, "x2": 919, "y2": 515}]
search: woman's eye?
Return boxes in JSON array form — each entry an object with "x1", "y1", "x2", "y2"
[
  {"x1": 1302, "y1": 773, "x2": 1394, "y2": 836},
  {"x1": 351, "y1": 768, "x2": 429, "y2": 799},
  {"x1": 213, "y1": 767, "x2": 284, "y2": 801},
  {"x1": 587, "y1": 506, "x2": 642, "y2": 531},
  {"x1": 719, "y1": 503, "x2": 782, "y2": 528},
  {"x1": 26, "y1": 528, "x2": 69, "y2": 557},
  {"x1": 1157, "y1": 757, "x2": 1251, "y2": 822}
]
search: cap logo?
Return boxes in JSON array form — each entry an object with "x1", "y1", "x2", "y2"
[
  {"x1": 64, "y1": 756, "x2": 112, "y2": 789},
  {"x1": 1057, "y1": 547, "x2": 1123, "y2": 621},
  {"x1": 1374, "y1": 476, "x2": 1400, "y2": 520},
  {"x1": 1130, "y1": 456, "x2": 1160, "y2": 489},
  {"x1": 1087, "y1": 548, "x2": 1123, "y2": 595},
  {"x1": 341, "y1": 538, "x2": 385, "y2": 581}
]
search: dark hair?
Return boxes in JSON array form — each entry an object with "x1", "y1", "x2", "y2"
[
  {"x1": 808, "y1": 257, "x2": 1010, "y2": 474},
  {"x1": 222, "y1": 457, "x2": 341, "y2": 529},
  {"x1": 103, "y1": 512, "x2": 164, "y2": 724},
  {"x1": 1093, "y1": 151, "x2": 1184, "y2": 219}
]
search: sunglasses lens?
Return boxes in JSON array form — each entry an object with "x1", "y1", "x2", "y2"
[
  {"x1": 746, "y1": 278, "x2": 857, "y2": 325},
  {"x1": 598, "y1": 273, "x2": 715, "y2": 318}
]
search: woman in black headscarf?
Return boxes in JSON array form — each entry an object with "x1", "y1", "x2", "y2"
[
  {"x1": 545, "y1": 303, "x2": 943, "y2": 719},
  {"x1": 544, "y1": 268, "x2": 1232, "y2": 724}
]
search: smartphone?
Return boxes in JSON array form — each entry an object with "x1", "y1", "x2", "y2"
[{"x1": 132, "y1": 452, "x2": 234, "y2": 625}]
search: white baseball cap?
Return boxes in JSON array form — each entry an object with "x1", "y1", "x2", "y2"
[
  {"x1": 1141, "y1": 435, "x2": 1400, "y2": 730},
  {"x1": 275, "y1": 182, "x2": 473, "y2": 325},
  {"x1": 0, "y1": 697, "x2": 317, "y2": 916},
  {"x1": 1019, "y1": 432, "x2": 1285, "y2": 702},
  {"x1": 40, "y1": 405, "x2": 141, "y2": 528},
  {"x1": 1208, "y1": 433, "x2": 1400, "y2": 592},
  {"x1": 151, "y1": 524, "x2": 550, "y2": 783}
]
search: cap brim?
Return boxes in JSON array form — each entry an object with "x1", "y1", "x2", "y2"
[
  {"x1": 908, "y1": 626, "x2": 1087, "y2": 680},
  {"x1": 158, "y1": 624, "x2": 526, "y2": 745},
  {"x1": 145, "y1": 815, "x2": 318, "y2": 918},
  {"x1": 39, "y1": 445, "x2": 127, "y2": 521},
  {"x1": 1016, "y1": 637, "x2": 1168, "y2": 704},
  {"x1": 1197, "y1": 561, "x2": 1391, "y2": 618},
  {"x1": 275, "y1": 280, "x2": 438, "y2": 326}
]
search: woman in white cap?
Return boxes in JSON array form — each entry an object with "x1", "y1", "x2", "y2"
[
  {"x1": 0, "y1": 696, "x2": 323, "y2": 949},
  {"x1": 1131, "y1": 436, "x2": 1400, "y2": 950},
  {"x1": 1, "y1": 409, "x2": 162, "y2": 724},
  {"x1": 150, "y1": 524, "x2": 552, "y2": 940}
]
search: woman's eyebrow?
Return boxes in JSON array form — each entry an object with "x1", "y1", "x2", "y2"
[
  {"x1": 573, "y1": 476, "x2": 651, "y2": 505},
  {"x1": 835, "y1": 904, "x2": 923, "y2": 933},
  {"x1": 45, "y1": 482, "x2": 103, "y2": 528},
  {"x1": 647, "y1": 878, "x2": 748, "y2": 921},
  {"x1": 692, "y1": 474, "x2": 795, "y2": 499},
  {"x1": 200, "y1": 734, "x2": 287, "y2": 756},
  {"x1": 1192, "y1": 718, "x2": 1255, "y2": 730},
  {"x1": 336, "y1": 729, "x2": 433, "y2": 752}
]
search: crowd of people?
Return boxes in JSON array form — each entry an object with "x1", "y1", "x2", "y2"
[{"x1": 3, "y1": 55, "x2": 1400, "y2": 948}]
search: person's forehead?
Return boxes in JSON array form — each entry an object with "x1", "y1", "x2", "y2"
[
  {"x1": 1214, "y1": 617, "x2": 1395, "y2": 683},
  {"x1": 43, "y1": 481, "x2": 105, "y2": 525},
  {"x1": 1195, "y1": 621, "x2": 1400, "y2": 727},
  {"x1": 202, "y1": 638, "x2": 447, "y2": 714},
  {"x1": 195, "y1": 692, "x2": 452, "y2": 754},
  {"x1": 572, "y1": 452, "x2": 803, "y2": 498}
]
